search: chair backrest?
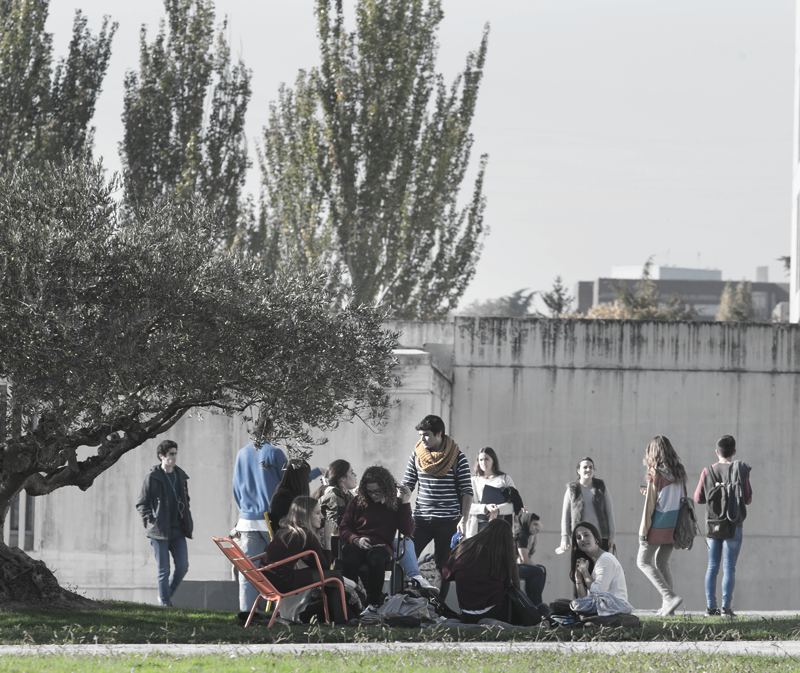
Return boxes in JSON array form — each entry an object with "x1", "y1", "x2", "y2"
[{"x1": 212, "y1": 537, "x2": 279, "y2": 599}]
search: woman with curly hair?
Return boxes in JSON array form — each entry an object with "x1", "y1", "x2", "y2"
[
  {"x1": 637, "y1": 436, "x2": 688, "y2": 616},
  {"x1": 339, "y1": 465, "x2": 433, "y2": 610}
]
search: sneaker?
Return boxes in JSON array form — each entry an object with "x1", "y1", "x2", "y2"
[
  {"x1": 413, "y1": 575, "x2": 439, "y2": 593},
  {"x1": 705, "y1": 608, "x2": 721, "y2": 617},
  {"x1": 663, "y1": 595, "x2": 683, "y2": 615},
  {"x1": 722, "y1": 607, "x2": 737, "y2": 617},
  {"x1": 360, "y1": 604, "x2": 378, "y2": 617}
]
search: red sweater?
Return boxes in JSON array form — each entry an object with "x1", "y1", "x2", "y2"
[
  {"x1": 260, "y1": 528, "x2": 332, "y2": 592},
  {"x1": 339, "y1": 497, "x2": 414, "y2": 554},
  {"x1": 442, "y1": 546, "x2": 507, "y2": 611}
]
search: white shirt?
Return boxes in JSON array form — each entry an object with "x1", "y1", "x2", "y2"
[{"x1": 589, "y1": 552, "x2": 628, "y2": 603}]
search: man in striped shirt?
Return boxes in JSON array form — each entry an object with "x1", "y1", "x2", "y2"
[{"x1": 402, "y1": 415, "x2": 473, "y2": 598}]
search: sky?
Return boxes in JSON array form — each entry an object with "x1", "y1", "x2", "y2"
[{"x1": 47, "y1": 0, "x2": 797, "y2": 312}]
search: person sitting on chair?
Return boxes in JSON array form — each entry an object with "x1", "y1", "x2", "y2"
[
  {"x1": 339, "y1": 465, "x2": 435, "y2": 612},
  {"x1": 260, "y1": 496, "x2": 354, "y2": 624}
]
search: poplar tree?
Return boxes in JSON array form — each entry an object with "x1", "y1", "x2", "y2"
[
  {"x1": 259, "y1": 0, "x2": 489, "y2": 319},
  {"x1": 120, "y1": 0, "x2": 250, "y2": 247},
  {"x1": 716, "y1": 281, "x2": 755, "y2": 322},
  {"x1": 0, "y1": 0, "x2": 115, "y2": 172}
]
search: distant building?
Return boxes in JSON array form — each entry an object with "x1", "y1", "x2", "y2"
[{"x1": 575, "y1": 267, "x2": 789, "y2": 320}]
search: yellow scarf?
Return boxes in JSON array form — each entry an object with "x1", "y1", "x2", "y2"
[{"x1": 415, "y1": 436, "x2": 460, "y2": 477}]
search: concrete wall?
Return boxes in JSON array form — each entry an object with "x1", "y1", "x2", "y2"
[
  {"x1": 450, "y1": 317, "x2": 798, "y2": 610},
  {"x1": 29, "y1": 348, "x2": 451, "y2": 604},
  {"x1": 26, "y1": 318, "x2": 799, "y2": 610}
]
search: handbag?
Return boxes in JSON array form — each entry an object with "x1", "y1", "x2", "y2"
[
  {"x1": 506, "y1": 584, "x2": 543, "y2": 626},
  {"x1": 672, "y1": 483, "x2": 700, "y2": 550}
]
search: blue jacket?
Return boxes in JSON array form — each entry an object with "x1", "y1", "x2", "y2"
[
  {"x1": 136, "y1": 465, "x2": 194, "y2": 539},
  {"x1": 233, "y1": 441, "x2": 287, "y2": 520}
]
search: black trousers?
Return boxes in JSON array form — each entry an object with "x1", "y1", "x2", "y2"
[
  {"x1": 297, "y1": 568, "x2": 354, "y2": 624},
  {"x1": 413, "y1": 517, "x2": 458, "y2": 599},
  {"x1": 341, "y1": 543, "x2": 391, "y2": 606}
]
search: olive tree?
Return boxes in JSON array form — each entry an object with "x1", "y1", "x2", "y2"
[{"x1": 0, "y1": 156, "x2": 397, "y2": 607}]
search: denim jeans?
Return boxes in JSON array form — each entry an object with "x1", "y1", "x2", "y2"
[
  {"x1": 237, "y1": 530, "x2": 272, "y2": 612},
  {"x1": 518, "y1": 563, "x2": 546, "y2": 605},
  {"x1": 150, "y1": 526, "x2": 188, "y2": 606},
  {"x1": 705, "y1": 525, "x2": 743, "y2": 610},
  {"x1": 395, "y1": 538, "x2": 423, "y2": 578}
]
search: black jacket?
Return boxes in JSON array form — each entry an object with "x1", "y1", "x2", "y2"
[{"x1": 135, "y1": 464, "x2": 194, "y2": 540}]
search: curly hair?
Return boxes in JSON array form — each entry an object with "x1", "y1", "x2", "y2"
[
  {"x1": 356, "y1": 465, "x2": 398, "y2": 511},
  {"x1": 644, "y1": 436, "x2": 687, "y2": 483}
]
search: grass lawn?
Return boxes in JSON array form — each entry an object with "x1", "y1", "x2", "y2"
[
  {"x1": 1, "y1": 602, "x2": 800, "y2": 645},
  {"x1": 0, "y1": 651, "x2": 797, "y2": 672}
]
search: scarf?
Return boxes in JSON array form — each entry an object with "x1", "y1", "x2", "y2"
[{"x1": 415, "y1": 435, "x2": 460, "y2": 477}]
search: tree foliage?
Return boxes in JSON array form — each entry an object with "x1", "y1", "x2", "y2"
[
  {"x1": 258, "y1": 0, "x2": 489, "y2": 319},
  {"x1": 461, "y1": 288, "x2": 535, "y2": 317},
  {"x1": 540, "y1": 276, "x2": 573, "y2": 317},
  {"x1": 716, "y1": 281, "x2": 754, "y2": 322},
  {"x1": 0, "y1": 0, "x2": 115, "y2": 173},
  {"x1": 0, "y1": 156, "x2": 398, "y2": 606},
  {"x1": 585, "y1": 259, "x2": 696, "y2": 320},
  {"x1": 120, "y1": 0, "x2": 251, "y2": 247}
]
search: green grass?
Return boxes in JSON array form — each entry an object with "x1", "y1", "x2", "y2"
[
  {"x1": 0, "y1": 651, "x2": 797, "y2": 673},
  {"x1": 1, "y1": 602, "x2": 800, "y2": 645}
]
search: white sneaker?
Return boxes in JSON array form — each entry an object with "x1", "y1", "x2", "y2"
[
  {"x1": 664, "y1": 595, "x2": 683, "y2": 615},
  {"x1": 413, "y1": 575, "x2": 439, "y2": 593},
  {"x1": 360, "y1": 604, "x2": 378, "y2": 617}
]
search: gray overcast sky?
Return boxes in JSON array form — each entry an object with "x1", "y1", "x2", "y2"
[{"x1": 47, "y1": 0, "x2": 796, "y2": 310}]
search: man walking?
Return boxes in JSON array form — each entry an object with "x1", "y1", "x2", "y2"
[
  {"x1": 694, "y1": 435, "x2": 752, "y2": 617},
  {"x1": 233, "y1": 413, "x2": 286, "y2": 624},
  {"x1": 136, "y1": 440, "x2": 193, "y2": 607},
  {"x1": 402, "y1": 414, "x2": 472, "y2": 598}
]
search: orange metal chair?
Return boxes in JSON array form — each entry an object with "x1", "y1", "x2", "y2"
[{"x1": 212, "y1": 536, "x2": 347, "y2": 628}]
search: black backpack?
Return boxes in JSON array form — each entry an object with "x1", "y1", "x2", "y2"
[{"x1": 703, "y1": 464, "x2": 736, "y2": 539}]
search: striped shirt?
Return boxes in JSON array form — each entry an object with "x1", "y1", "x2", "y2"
[{"x1": 402, "y1": 444, "x2": 473, "y2": 520}]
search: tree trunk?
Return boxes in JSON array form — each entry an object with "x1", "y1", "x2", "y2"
[{"x1": 0, "y1": 540, "x2": 98, "y2": 609}]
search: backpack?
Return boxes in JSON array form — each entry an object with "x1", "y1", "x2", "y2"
[
  {"x1": 672, "y1": 485, "x2": 700, "y2": 550},
  {"x1": 703, "y1": 464, "x2": 736, "y2": 540}
]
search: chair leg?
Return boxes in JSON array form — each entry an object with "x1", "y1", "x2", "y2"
[
  {"x1": 321, "y1": 588, "x2": 330, "y2": 624},
  {"x1": 268, "y1": 597, "x2": 281, "y2": 628},
  {"x1": 245, "y1": 596, "x2": 261, "y2": 628}
]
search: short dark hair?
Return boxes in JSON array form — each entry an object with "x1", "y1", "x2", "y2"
[
  {"x1": 415, "y1": 414, "x2": 445, "y2": 437},
  {"x1": 717, "y1": 435, "x2": 736, "y2": 458},
  {"x1": 157, "y1": 440, "x2": 177, "y2": 459}
]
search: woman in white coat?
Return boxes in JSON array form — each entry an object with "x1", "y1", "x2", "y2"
[{"x1": 466, "y1": 447, "x2": 518, "y2": 538}]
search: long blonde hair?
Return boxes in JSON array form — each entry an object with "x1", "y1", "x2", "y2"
[
  {"x1": 644, "y1": 436, "x2": 687, "y2": 483},
  {"x1": 275, "y1": 496, "x2": 318, "y2": 547}
]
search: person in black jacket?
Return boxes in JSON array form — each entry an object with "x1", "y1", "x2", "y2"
[{"x1": 136, "y1": 440, "x2": 193, "y2": 606}]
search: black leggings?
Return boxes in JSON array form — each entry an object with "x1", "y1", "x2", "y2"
[
  {"x1": 289, "y1": 568, "x2": 352, "y2": 624},
  {"x1": 341, "y1": 543, "x2": 391, "y2": 606}
]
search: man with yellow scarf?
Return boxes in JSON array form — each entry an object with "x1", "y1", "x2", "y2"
[{"x1": 402, "y1": 415, "x2": 473, "y2": 600}]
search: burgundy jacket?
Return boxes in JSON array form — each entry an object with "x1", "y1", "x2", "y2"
[{"x1": 339, "y1": 497, "x2": 414, "y2": 554}]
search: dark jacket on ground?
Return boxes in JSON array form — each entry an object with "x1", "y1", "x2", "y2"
[
  {"x1": 442, "y1": 546, "x2": 507, "y2": 612},
  {"x1": 339, "y1": 497, "x2": 414, "y2": 554},
  {"x1": 136, "y1": 465, "x2": 193, "y2": 540}
]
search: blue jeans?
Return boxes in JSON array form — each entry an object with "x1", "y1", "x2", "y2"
[
  {"x1": 150, "y1": 526, "x2": 188, "y2": 606},
  {"x1": 395, "y1": 538, "x2": 422, "y2": 578},
  {"x1": 705, "y1": 525, "x2": 743, "y2": 610},
  {"x1": 518, "y1": 563, "x2": 547, "y2": 605},
  {"x1": 237, "y1": 530, "x2": 272, "y2": 612}
]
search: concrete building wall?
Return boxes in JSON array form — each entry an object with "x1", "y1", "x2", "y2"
[
  {"x1": 791, "y1": 0, "x2": 800, "y2": 322},
  {"x1": 24, "y1": 318, "x2": 800, "y2": 610},
  {"x1": 450, "y1": 317, "x2": 799, "y2": 610},
  {"x1": 29, "y1": 348, "x2": 451, "y2": 604}
]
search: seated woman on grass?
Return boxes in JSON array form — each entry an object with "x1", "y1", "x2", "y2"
[
  {"x1": 570, "y1": 521, "x2": 633, "y2": 617},
  {"x1": 443, "y1": 518, "x2": 549, "y2": 625}
]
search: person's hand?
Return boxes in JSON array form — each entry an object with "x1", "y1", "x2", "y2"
[
  {"x1": 639, "y1": 540, "x2": 648, "y2": 547},
  {"x1": 397, "y1": 484, "x2": 411, "y2": 504},
  {"x1": 355, "y1": 537, "x2": 372, "y2": 550},
  {"x1": 640, "y1": 485, "x2": 647, "y2": 495},
  {"x1": 323, "y1": 519, "x2": 335, "y2": 538},
  {"x1": 576, "y1": 558, "x2": 589, "y2": 573},
  {"x1": 485, "y1": 503, "x2": 499, "y2": 520},
  {"x1": 142, "y1": 520, "x2": 147, "y2": 529},
  {"x1": 607, "y1": 537, "x2": 615, "y2": 551},
  {"x1": 560, "y1": 541, "x2": 570, "y2": 552},
  {"x1": 457, "y1": 518, "x2": 467, "y2": 534}
]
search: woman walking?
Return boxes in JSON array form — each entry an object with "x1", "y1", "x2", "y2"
[
  {"x1": 637, "y1": 436, "x2": 687, "y2": 616},
  {"x1": 466, "y1": 447, "x2": 520, "y2": 537}
]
